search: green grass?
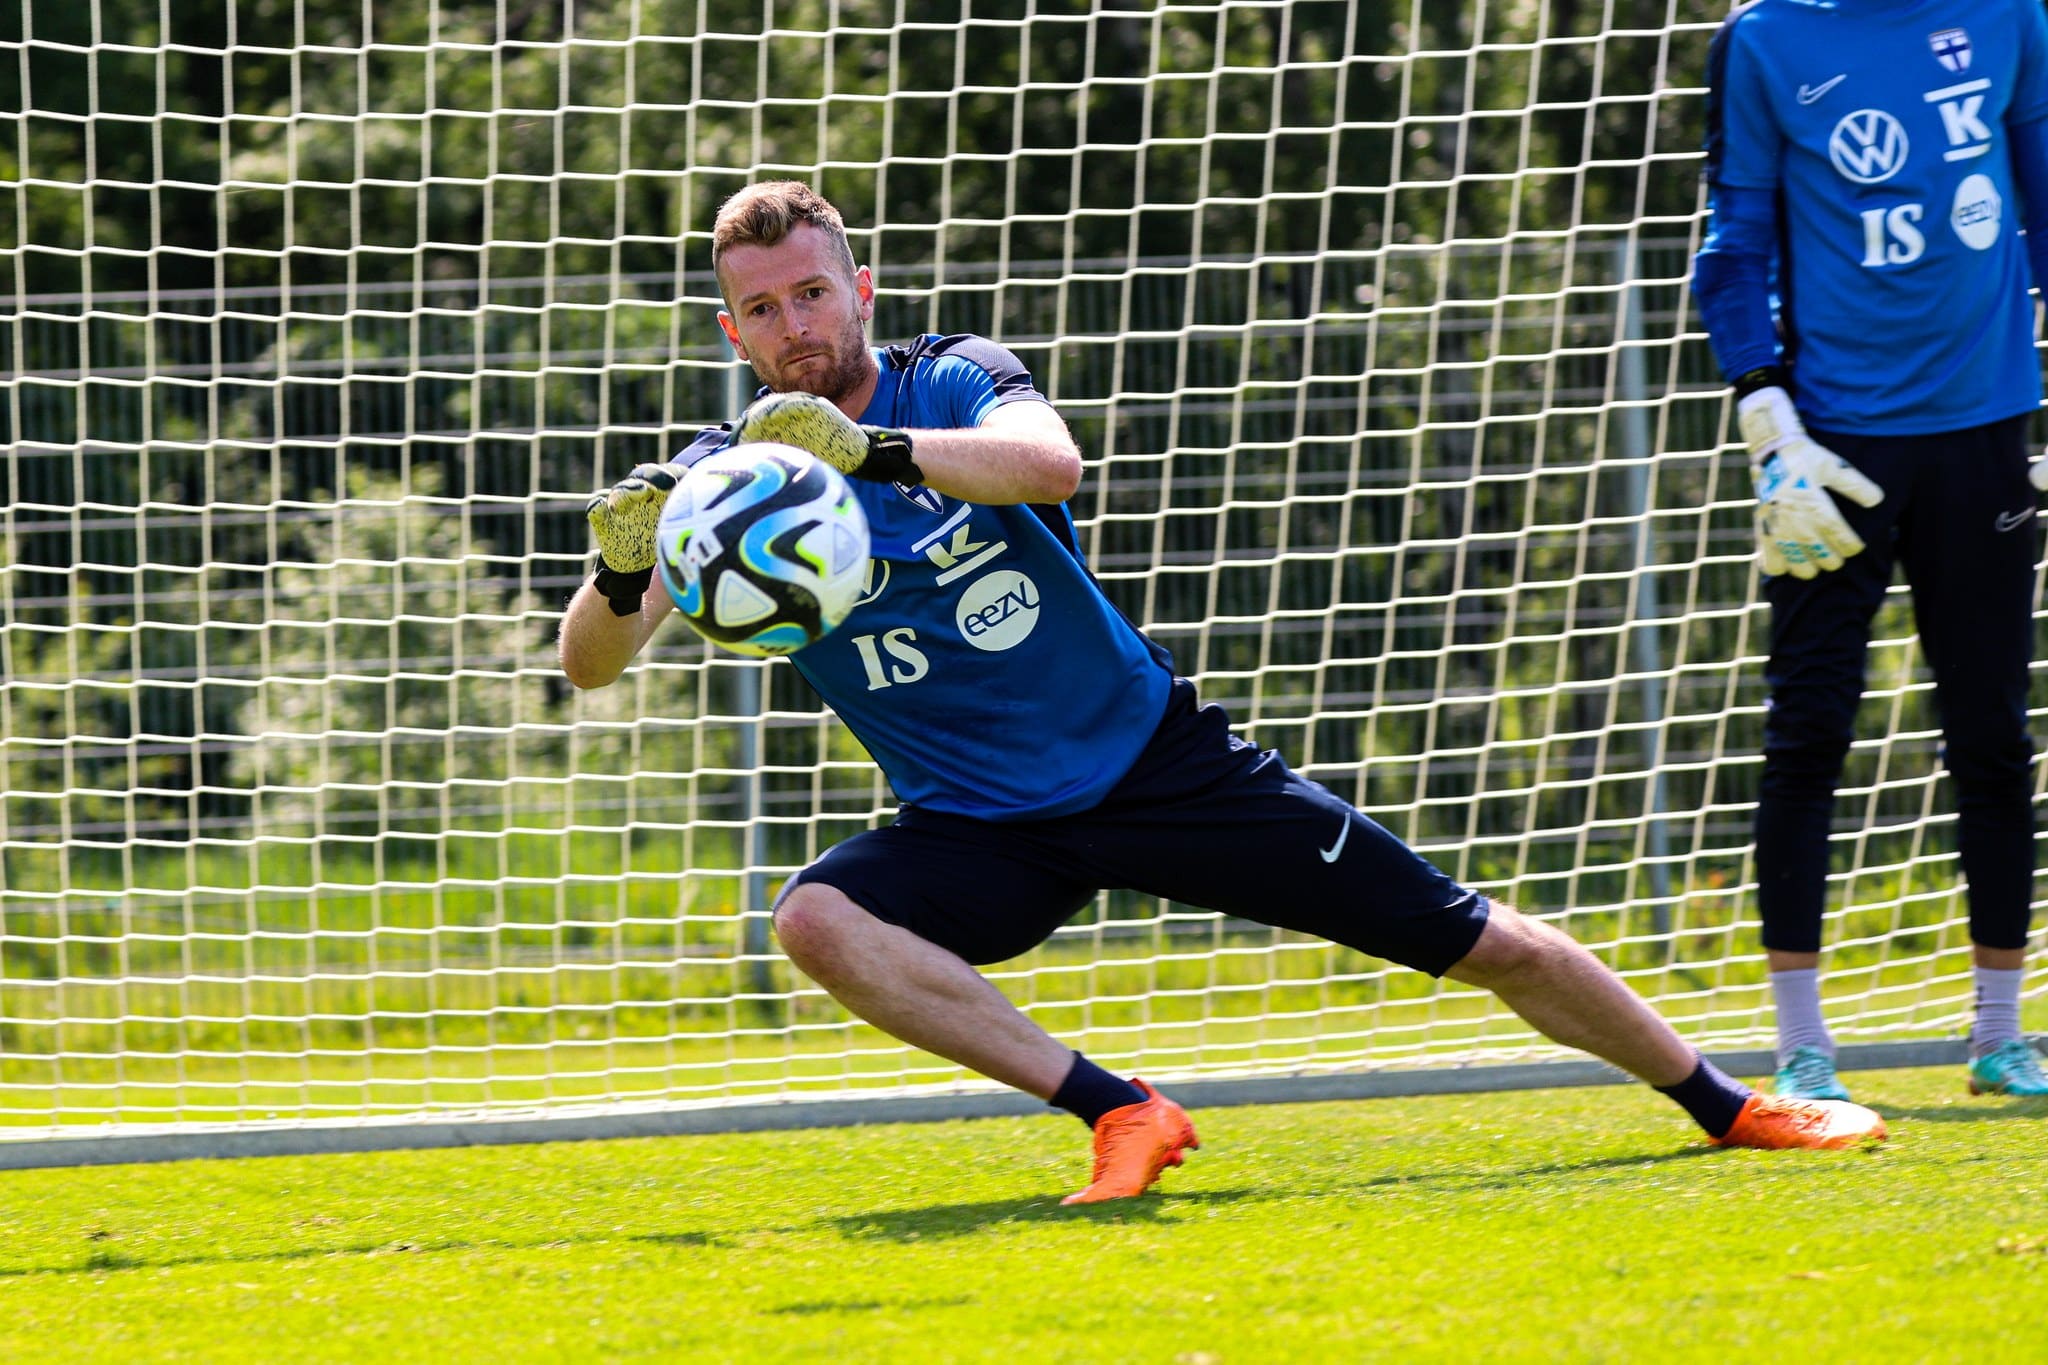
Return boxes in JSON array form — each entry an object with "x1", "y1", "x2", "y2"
[{"x1": 3, "y1": 1065, "x2": 2044, "y2": 1362}]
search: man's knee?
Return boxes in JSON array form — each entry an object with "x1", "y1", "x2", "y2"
[
  {"x1": 772, "y1": 881, "x2": 867, "y2": 969},
  {"x1": 1759, "y1": 733, "x2": 1854, "y2": 800},
  {"x1": 1942, "y1": 733, "x2": 2034, "y2": 797},
  {"x1": 1758, "y1": 681, "x2": 1862, "y2": 790}
]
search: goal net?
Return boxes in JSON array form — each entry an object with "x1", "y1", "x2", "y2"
[{"x1": 1, "y1": 1, "x2": 2029, "y2": 1151}]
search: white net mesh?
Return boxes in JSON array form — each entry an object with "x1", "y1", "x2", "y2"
[{"x1": 0, "y1": 1, "x2": 2030, "y2": 1139}]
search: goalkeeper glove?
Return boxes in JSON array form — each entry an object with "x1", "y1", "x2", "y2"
[
  {"x1": 1739, "y1": 386, "x2": 1884, "y2": 579},
  {"x1": 731, "y1": 390, "x2": 923, "y2": 485},
  {"x1": 585, "y1": 462, "x2": 679, "y2": 616}
]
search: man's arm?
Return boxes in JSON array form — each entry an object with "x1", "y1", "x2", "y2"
[
  {"x1": 733, "y1": 391, "x2": 1083, "y2": 507},
  {"x1": 1695, "y1": 186, "x2": 1885, "y2": 577},
  {"x1": 560, "y1": 575, "x2": 672, "y2": 690},
  {"x1": 2011, "y1": 0, "x2": 2048, "y2": 297},
  {"x1": 1690, "y1": 7, "x2": 1783, "y2": 392},
  {"x1": 560, "y1": 459, "x2": 686, "y2": 690},
  {"x1": 2011, "y1": 116, "x2": 2048, "y2": 301},
  {"x1": 1689, "y1": 14, "x2": 1880, "y2": 578},
  {"x1": 2007, "y1": 116, "x2": 2048, "y2": 495},
  {"x1": 898, "y1": 399, "x2": 1082, "y2": 506},
  {"x1": 1691, "y1": 185, "x2": 1782, "y2": 395}
]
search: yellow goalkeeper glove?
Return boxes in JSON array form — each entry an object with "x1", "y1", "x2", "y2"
[
  {"x1": 732, "y1": 391, "x2": 923, "y2": 485},
  {"x1": 1739, "y1": 386, "x2": 1884, "y2": 579},
  {"x1": 584, "y1": 462, "x2": 679, "y2": 615}
]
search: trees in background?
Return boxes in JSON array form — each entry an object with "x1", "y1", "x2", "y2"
[{"x1": 3, "y1": 2, "x2": 1731, "y2": 864}]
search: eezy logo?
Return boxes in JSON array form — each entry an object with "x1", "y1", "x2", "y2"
[
  {"x1": 955, "y1": 570, "x2": 1041, "y2": 652},
  {"x1": 1952, "y1": 172, "x2": 2003, "y2": 250},
  {"x1": 1829, "y1": 109, "x2": 1910, "y2": 183}
]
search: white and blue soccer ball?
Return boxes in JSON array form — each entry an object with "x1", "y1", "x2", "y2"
[{"x1": 655, "y1": 442, "x2": 871, "y2": 657}]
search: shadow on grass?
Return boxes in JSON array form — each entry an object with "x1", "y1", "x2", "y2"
[
  {"x1": 1347, "y1": 1144, "x2": 1722, "y2": 1189},
  {"x1": 825, "y1": 1146, "x2": 1724, "y2": 1242},
  {"x1": 630, "y1": 1231, "x2": 719, "y2": 1247},
  {"x1": 769, "y1": 1295, "x2": 973, "y2": 1316},
  {"x1": 0, "y1": 1236, "x2": 493, "y2": 1280},
  {"x1": 824, "y1": 1188, "x2": 1261, "y2": 1241},
  {"x1": 1869, "y1": 1098, "x2": 2048, "y2": 1125},
  {"x1": 0, "y1": 1227, "x2": 731, "y2": 1281}
]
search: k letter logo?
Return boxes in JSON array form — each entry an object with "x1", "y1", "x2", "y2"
[
  {"x1": 1927, "y1": 79, "x2": 1994, "y2": 162},
  {"x1": 1829, "y1": 110, "x2": 1910, "y2": 183}
]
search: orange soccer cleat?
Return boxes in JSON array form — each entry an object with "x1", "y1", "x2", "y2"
[
  {"x1": 1711, "y1": 1091, "x2": 1888, "y2": 1150},
  {"x1": 1061, "y1": 1079, "x2": 1201, "y2": 1205}
]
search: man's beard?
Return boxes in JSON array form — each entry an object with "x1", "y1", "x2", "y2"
[{"x1": 764, "y1": 330, "x2": 868, "y2": 402}]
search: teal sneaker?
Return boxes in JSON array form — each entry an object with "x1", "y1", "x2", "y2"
[
  {"x1": 1967, "y1": 1039, "x2": 2048, "y2": 1097},
  {"x1": 1772, "y1": 1044, "x2": 1853, "y2": 1102}
]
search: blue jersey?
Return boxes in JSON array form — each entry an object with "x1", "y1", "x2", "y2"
[
  {"x1": 1705, "y1": 0, "x2": 2048, "y2": 435},
  {"x1": 680, "y1": 334, "x2": 1176, "y2": 820}
]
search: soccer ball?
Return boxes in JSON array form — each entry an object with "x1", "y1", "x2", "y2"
[{"x1": 654, "y1": 442, "x2": 871, "y2": 657}]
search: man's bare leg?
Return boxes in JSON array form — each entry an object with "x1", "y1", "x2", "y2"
[
  {"x1": 774, "y1": 882, "x2": 1203, "y2": 1202},
  {"x1": 778, "y1": 889, "x2": 1703, "y2": 1094},
  {"x1": 773, "y1": 882, "x2": 1075, "y2": 1098},
  {"x1": 1444, "y1": 902, "x2": 1697, "y2": 1087}
]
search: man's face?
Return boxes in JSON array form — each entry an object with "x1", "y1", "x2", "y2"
[{"x1": 716, "y1": 224, "x2": 876, "y2": 403}]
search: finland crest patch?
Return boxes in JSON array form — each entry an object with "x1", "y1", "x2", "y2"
[
  {"x1": 896, "y1": 482, "x2": 944, "y2": 514},
  {"x1": 1929, "y1": 28, "x2": 1971, "y2": 73}
]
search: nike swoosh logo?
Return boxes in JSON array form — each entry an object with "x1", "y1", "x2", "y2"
[
  {"x1": 1319, "y1": 818, "x2": 1351, "y2": 863},
  {"x1": 1995, "y1": 509, "x2": 2035, "y2": 532},
  {"x1": 1797, "y1": 74, "x2": 1846, "y2": 104}
]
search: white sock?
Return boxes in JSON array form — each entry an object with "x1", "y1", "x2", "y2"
[
  {"x1": 1769, "y1": 968, "x2": 1833, "y2": 1063},
  {"x1": 1972, "y1": 966, "x2": 2025, "y2": 1057}
]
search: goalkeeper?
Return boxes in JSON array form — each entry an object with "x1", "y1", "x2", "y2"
[
  {"x1": 1693, "y1": 0, "x2": 2048, "y2": 1102},
  {"x1": 562, "y1": 180, "x2": 1885, "y2": 1204}
]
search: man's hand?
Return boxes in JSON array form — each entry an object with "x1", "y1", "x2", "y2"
[
  {"x1": 1739, "y1": 386, "x2": 1884, "y2": 579},
  {"x1": 732, "y1": 390, "x2": 923, "y2": 485},
  {"x1": 584, "y1": 462, "x2": 679, "y2": 615}
]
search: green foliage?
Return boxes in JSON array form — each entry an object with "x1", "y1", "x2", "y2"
[
  {"x1": 0, "y1": 581, "x2": 167, "y2": 840},
  {"x1": 221, "y1": 465, "x2": 555, "y2": 833}
]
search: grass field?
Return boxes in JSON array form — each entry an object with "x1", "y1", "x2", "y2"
[{"x1": 2, "y1": 1065, "x2": 2044, "y2": 1362}]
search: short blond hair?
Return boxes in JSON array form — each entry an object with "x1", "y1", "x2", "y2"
[{"x1": 712, "y1": 181, "x2": 859, "y2": 297}]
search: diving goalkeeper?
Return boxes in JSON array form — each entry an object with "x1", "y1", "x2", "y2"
[{"x1": 562, "y1": 180, "x2": 1887, "y2": 1205}]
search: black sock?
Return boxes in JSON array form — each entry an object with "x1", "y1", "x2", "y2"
[
  {"x1": 1655, "y1": 1056, "x2": 1752, "y2": 1139},
  {"x1": 1051, "y1": 1052, "x2": 1146, "y2": 1127}
]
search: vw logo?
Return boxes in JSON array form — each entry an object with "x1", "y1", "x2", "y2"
[{"x1": 1829, "y1": 109, "x2": 1909, "y2": 184}]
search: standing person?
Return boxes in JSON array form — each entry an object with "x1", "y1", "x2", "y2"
[
  {"x1": 562, "y1": 180, "x2": 1886, "y2": 1204},
  {"x1": 1693, "y1": 0, "x2": 2048, "y2": 1100}
]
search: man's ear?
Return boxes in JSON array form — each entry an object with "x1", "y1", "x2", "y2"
[
  {"x1": 717, "y1": 310, "x2": 748, "y2": 358},
  {"x1": 854, "y1": 266, "x2": 875, "y2": 322}
]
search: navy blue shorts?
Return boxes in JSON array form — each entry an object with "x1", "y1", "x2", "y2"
[{"x1": 783, "y1": 680, "x2": 1491, "y2": 974}]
